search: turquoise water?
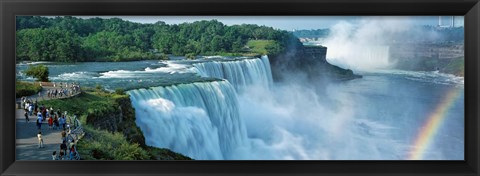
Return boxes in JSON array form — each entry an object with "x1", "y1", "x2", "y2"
[{"x1": 16, "y1": 60, "x2": 217, "y2": 91}]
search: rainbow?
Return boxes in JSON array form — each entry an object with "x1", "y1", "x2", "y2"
[{"x1": 407, "y1": 88, "x2": 463, "y2": 160}]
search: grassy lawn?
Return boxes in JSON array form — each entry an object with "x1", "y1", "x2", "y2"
[
  {"x1": 39, "y1": 89, "x2": 119, "y2": 118},
  {"x1": 246, "y1": 40, "x2": 277, "y2": 55}
]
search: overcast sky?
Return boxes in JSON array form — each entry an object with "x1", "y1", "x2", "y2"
[{"x1": 76, "y1": 16, "x2": 464, "y2": 31}]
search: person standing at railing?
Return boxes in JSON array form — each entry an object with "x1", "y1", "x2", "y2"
[
  {"x1": 61, "y1": 130, "x2": 66, "y2": 143},
  {"x1": 60, "y1": 141, "x2": 67, "y2": 160},
  {"x1": 69, "y1": 144, "x2": 78, "y2": 160}
]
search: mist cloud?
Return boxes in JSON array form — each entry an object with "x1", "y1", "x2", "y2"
[{"x1": 322, "y1": 17, "x2": 417, "y2": 72}]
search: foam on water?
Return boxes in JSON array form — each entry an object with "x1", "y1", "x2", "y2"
[
  {"x1": 372, "y1": 70, "x2": 464, "y2": 86},
  {"x1": 99, "y1": 62, "x2": 194, "y2": 79},
  {"x1": 51, "y1": 71, "x2": 100, "y2": 80}
]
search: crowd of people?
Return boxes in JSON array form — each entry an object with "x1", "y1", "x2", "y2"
[
  {"x1": 52, "y1": 125, "x2": 80, "y2": 160},
  {"x1": 25, "y1": 106, "x2": 80, "y2": 160},
  {"x1": 19, "y1": 82, "x2": 82, "y2": 160},
  {"x1": 46, "y1": 82, "x2": 81, "y2": 99}
]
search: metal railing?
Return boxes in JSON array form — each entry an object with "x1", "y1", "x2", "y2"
[{"x1": 65, "y1": 117, "x2": 85, "y2": 160}]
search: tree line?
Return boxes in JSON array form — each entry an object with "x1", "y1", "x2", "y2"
[
  {"x1": 16, "y1": 16, "x2": 298, "y2": 62},
  {"x1": 292, "y1": 29, "x2": 330, "y2": 39}
]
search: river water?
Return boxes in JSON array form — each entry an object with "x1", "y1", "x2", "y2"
[{"x1": 16, "y1": 57, "x2": 464, "y2": 160}]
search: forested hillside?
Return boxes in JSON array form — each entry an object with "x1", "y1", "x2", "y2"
[{"x1": 16, "y1": 16, "x2": 297, "y2": 62}]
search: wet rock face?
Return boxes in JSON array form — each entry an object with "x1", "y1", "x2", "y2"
[
  {"x1": 88, "y1": 111, "x2": 121, "y2": 132},
  {"x1": 269, "y1": 45, "x2": 359, "y2": 82},
  {"x1": 303, "y1": 46, "x2": 327, "y2": 63},
  {"x1": 86, "y1": 96, "x2": 145, "y2": 147}
]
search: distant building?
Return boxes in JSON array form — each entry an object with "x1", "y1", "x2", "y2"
[{"x1": 438, "y1": 16, "x2": 464, "y2": 28}]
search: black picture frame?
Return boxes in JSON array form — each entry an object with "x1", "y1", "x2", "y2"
[{"x1": 1, "y1": 0, "x2": 479, "y2": 175}]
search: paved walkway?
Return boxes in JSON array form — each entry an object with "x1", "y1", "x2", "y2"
[
  {"x1": 16, "y1": 109, "x2": 64, "y2": 160},
  {"x1": 16, "y1": 83, "x2": 82, "y2": 160}
]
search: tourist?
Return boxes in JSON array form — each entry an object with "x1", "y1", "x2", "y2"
[
  {"x1": 61, "y1": 130, "x2": 66, "y2": 143},
  {"x1": 28, "y1": 103, "x2": 33, "y2": 116},
  {"x1": 37, "y1": 131, "x2": 44, "y2": 148},
  {"x1": 52, "y1": 151, "x2": 57, "y2": 160},
  {"x1": 48, "y1": 115, "x2": 53, "y2": 130},
  {"x1": 24, "y1": 101, "x2": 29, "y2": 112},
  {"x1": 60, "y1": 115, "x2": 66, "y2": 130},
  {"x1": 60, "y1": 141, "x2": 67, "y2": 159},
  {"x1": 41, "y1": 105, "x2": 46, "y2": 121},
  {"x1": 24, "y1": 109, "x2": 29, "y2": 123},
  {"x1": 59, "y1": 150, "x2": 65, "y2": 160},
  {"x1": 53, "y1": 115, "x2": 59, "y2": 130},
  {"x1": 69, "y1": 144, "x2": 77, "y2": 160},
  {"x1": 34, "y1": 100, "x2": 38, "y2": 114},
  {"x1": 36, "y1": 114, "x2": 42, "y2": 131},
  {"x1": 66, "y1": 124, "x2": 71, "y2": 135}
]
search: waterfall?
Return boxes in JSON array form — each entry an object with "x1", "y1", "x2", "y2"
[
  {"x1": 128, "y1": 56, "x2": 275, "y2": 159},
  {"x1": 128, "y1": 81, "x2": 248, "y2": 160},
  {"x1": 193, "y1": 56, "x2": 274, "y2": 91}
]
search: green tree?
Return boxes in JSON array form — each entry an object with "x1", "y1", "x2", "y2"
[
  {"x1": 25, "y1": 64, "x2": 49, "y2": 82},
  {"x1": 232, "y1": 37, "x2": 244, "y2": 52},
  {"x1": 17, "y1": 16, "x2": 300, "y2": 61},
  {"x1": 152, "y1": 29, "x2": 174, "y2": 54},
  {"x1": 16, "y1": 28, "x2": 82, "y2": 62},
  {"x1": 265, "y1": 41, "x2": 284, "y2": 55}
]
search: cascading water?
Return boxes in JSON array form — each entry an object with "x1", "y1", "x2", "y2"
[
  {"x1": 128, "y1": 81, "x2": 248, "y2": 160},
  {"x1": 127, "y1": 56, "x2": 274, "y2": 159},
  {"x1": 193, "y1": 56, "x2": 274, "y2": 91},
  {"x1": 125, "y1": 55, "x2": 463, "y2": 160}
]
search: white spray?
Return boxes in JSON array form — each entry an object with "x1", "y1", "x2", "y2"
[{"x1": 323, "y1": 17, "x2": 415, "y2": 71}]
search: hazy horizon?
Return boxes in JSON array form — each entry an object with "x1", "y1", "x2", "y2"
[{"x1": 72, "y1": 16, "x2": 464, "y2": 31}]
